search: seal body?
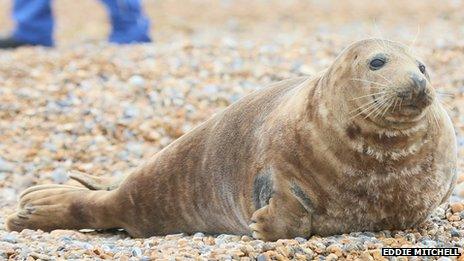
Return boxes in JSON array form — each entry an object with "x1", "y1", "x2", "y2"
[{"x1": 6, "y1": 39, "x2": 457, "y2": 241}]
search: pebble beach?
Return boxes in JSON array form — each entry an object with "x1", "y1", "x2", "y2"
[{"x1": 1, "y1": 0, "x2": 464, "y2": 260}]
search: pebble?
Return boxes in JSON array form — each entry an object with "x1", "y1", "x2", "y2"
[
  {"x1": 131, "y1": 247, "x2": 142, "y2": 257},
  {"x1": 437, "y1": 258, "x2": 452, "y2": 261},
  {"x1": 193, "y1": 232, "x2": 205, "y2": 238},
  {"x1": 128, "y1": 75, "x2": 145, "y2": 88},
  {"x1": 0, "y1": 158, "x2": 14, "y2": 172},
  {"x1": 450, "y1": 202, "x2": 464, "y2": 213},
  {"x1": 326, "y1": 253, "x2": 339, "y2": 261},
  {"x1": 51, "y1": 168, "x2": 69, "y2": 184},
  {"x1": 450, "y1": 228, "x2": 461, "y2": 237},
  {"x1": 256, "y1": 254, "x2": 267, "y2": 261},
  {"x1": 1, "y1": 234, "x2": 18, "y2": 243}
]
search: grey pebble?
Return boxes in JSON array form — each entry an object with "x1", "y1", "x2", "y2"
[
  {"x1": 202, "y1": 85, "x2": 219, "y2": 95},
  {"x1": 1, "y1": 188, "x2": 17, "y2": 203},
  {"x1": 131, "y1": 247, "x2": 143, "y2": 257},
  {"x1": 56, "y1": 245, "x2": 66, "y2": 251},
  {"x1": 128, "y1": 75, "x2": 146, "y2": 87},
  {"x1": 420, "y1": 239, "x2": 437, "y2": 247},
  {"x1": 405, "y1": 233, "x2": 416, "y2": 243},
  {"x1": 261, "y1": 242, "x2": 275, "y2": 251},
  {"x1": 60, "y1": 236, "x2": 73, "y2": 243},
  {"x1": 450, "y1": 228, "x2": 461, "y2": 237},
  {"x1": 102, "y1": 244, "x2": 115, "y2": 253},
  {"x1": 126, "y1": 142, "x2": 144, "y2": 157},
  {"x1": 2, "y1": 234, "x2": 18, "y2": 243},
  {"x1": 199, "y1": 245, "x2": 212, "y2": 255},
  {"x1": 73, "y1": 241, "x2": 94, "y2": 250},
  {"x1": 257, "y1": 254, "x2": 267, "y2": 261},
  {"x1": 0, "y1": 157, "x2": 14, "y2": 172},
  {"x1": 42, "y1": 142, "x2": 58, "y2": 152},
  {"x1": 193, "y1": 232, "x2": 205, "y2": 238},
  {"x1": 360, "y1": 232, "x2": 376, "y2": 237},
  {"x1": 123, "y1": 105, "x2": 140, "y2": 119},
  {"x1": 51, "y1": 168, "x2": 69, "y2": 184},
  {"x1": 214, "y1": 234, "x2": 239, "y2": 245},
  {"x1": 344, "y1": 241, "x2": 365, "y2": 251}
]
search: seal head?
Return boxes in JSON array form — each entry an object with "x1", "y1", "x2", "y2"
[{"x1": 323, "y1": 39, "x2": 436, "y2": 132}]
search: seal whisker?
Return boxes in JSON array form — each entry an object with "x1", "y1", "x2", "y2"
[
  {"x1": 372, "y1": 72, "x2": 394, "y2": 85},
  {"x1": 370, "y1": 23, "x2": 387, "y2": 49},
  {"x1": 434, "y1": 107, "x2": 442, "y2": 129},
  {"x1": 371, "y1": 30, "x2": 395, "y2": 56},
  {"x1": 364, "y1": 101, "x2": 387, "y2": 119},
  {"x1": 428, "y1": 104, "x2": 441, "y2": 130},
  {"x1": 350, "y1": 95, "x2": 386, "y2": 112},
  {"x1": 392, "y1": 97, "x2": 400, "y2": 112},
  {"x1": 349, "y1": 98, "x2": 381, "y2": 115},
  {"x1": 350, "y1": 91, "x2": 390, "y2": 100},
  {"x1": 380, "y1": 98, "x2": 396, "y2": 118},
  {"x1": 363, "y1": 94, "x2": 394, "y2": 119},
  {"x1": 372, "y1": 94, "x2": 395, "y2": 119},
  {"x1": 373, "y1": 38, "x2": 386, "y2": 51},
  {"x1": 373, "y1": 97, "x2": 392, "y2": 119},
  {"x1": 436, "y1": 91, "x2": 454, "y2": 97},
  {"x1": 349, "y1": 100, "x2": 381, "y2": 119},
  {"x1": 349, "y1": 92, "x2": 395, "y2": 119},
  {"x1": 408, "y1": 24, "x2": 421, "y2": 52},
  {"x1": 436, "y1": 91, "x2": 455, "y2": 107},
  {"x1": 433, "y1": 91, "x2": 454, "y2": 110},
  {"x1": 351, "y1": 78, "x2": 389, "y2": 87},
  {"x1": 438, "y1": 99, "x2": 454, "y2": 112},
  {"x1": 391, "y1": 97, "x2": 397, "y2": 112}
]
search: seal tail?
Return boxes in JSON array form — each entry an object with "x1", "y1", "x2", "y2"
[{"x1": 69, "y1": 170, "x2": 122, "y2": 191}]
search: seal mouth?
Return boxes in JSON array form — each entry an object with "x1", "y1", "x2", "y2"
[
  {"x1": 367, "y1": 92, "x2": 430, "y2": 124},
  {"x1": 386, "y1": 100, "x2": 430, "y2": 123},
  {"x1": 391, "y1": 106, "x2": 423, "y2": 118}
]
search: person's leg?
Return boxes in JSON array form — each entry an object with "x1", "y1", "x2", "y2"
[
  {"x1": 11, "y1": 0, "x2": 54, "y2": 46},
  {"x1": 100, "y1": 0, "x2": 151, "y2": 44}
]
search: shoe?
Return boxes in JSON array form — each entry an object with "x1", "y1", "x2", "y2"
[{"x1": 0, "y1": 36, "x2": 34, "y2": 49}]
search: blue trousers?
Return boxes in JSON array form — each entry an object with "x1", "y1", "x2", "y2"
[{"x1": 12, "y1": 0, "x2": 151, "y2": 46}]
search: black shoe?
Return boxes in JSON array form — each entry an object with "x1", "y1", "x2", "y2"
[{"x1": 0, "y1": 36, "x2": 34, "y2": 49}]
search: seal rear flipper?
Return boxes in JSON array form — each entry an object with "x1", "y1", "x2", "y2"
[
  {"x1": 69, "y1": 170, "x2": 122, "y2": 191},
  {"x1": 6, "y1": 185, "x2": 122, "y2": 232}
]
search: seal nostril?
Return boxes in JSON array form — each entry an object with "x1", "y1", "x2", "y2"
[{"x1": 411, "y1": 74, "x2": 426, "y2": 93}]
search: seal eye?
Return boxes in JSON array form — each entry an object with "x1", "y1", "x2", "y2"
[
  {"x1": 369, "y1": 58, "x2": 385, "y2": 70},
  {"x1": 419, "y1": 64, "x2": 426, "y2": 74}
]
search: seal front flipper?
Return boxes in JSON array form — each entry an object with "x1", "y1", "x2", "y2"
[
  {"x1": 249, "y1": 182, "x2": 313, "y2": 241},
  {"x1": 6, "y1": 185, "x2": 122, "y2": 232}
]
